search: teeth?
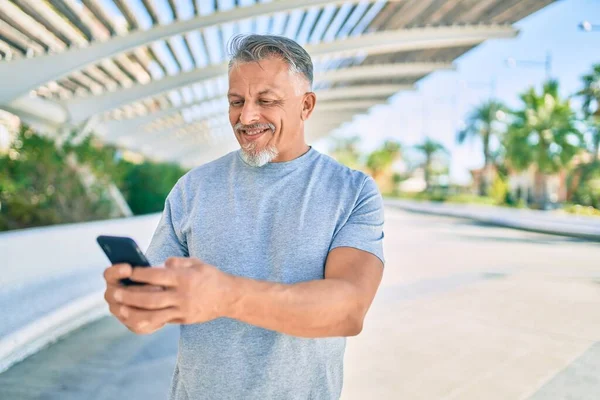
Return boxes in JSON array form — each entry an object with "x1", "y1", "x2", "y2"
[{"x1": 245, "y1": 128, "x2": 266, "y2": 135}]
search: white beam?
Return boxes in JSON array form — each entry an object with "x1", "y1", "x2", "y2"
[
  {"x1": 5, "y1": 24, "x2": 514, "y2": 123},
  {"x1": 63, "y1": 64, "x2": 228, "y2": 124},
  {"x1": 62, "y1": 48, "x2": 455, "y2": 124},
  {"x1": 315, "y1": 84, "x2": 414, "y2": 101},
  {"x1": 1, "y1": 96, "x2": 68, "y2": 133},
  {"x1": 315, "y1": 99, "x2": 384, "y2": 111},
  {"x1": 317, "y1": 62, "x2": 453, "y2": 83},
  {"x1": 0, "y1": 0, "x2": 370, "y2": 104},
  {"x1": 305, "y1": 24, "x2": 517, "y2": 59}
]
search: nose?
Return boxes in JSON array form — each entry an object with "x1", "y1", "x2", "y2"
[{"x1": 239, "y1": 101, "x2": 260, "y2": 126}]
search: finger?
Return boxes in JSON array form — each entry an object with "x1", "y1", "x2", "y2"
[
  {"x1": 130, "y1": 267, "x2": 178, "y2": 287},
  {"x1": 103, "y1": 264, "x2": 132, "y2": 285},
  {"x1": 105, "y1": 283, "x2": 165, "y2": 306},
  {"x1": 119, "y1": 305, "x2": 181, "y2": 333},
  {"x1": 128, "y1": 285, "x2": 165, "y2": 293},
  {"x1": 164, "y1": 257, "x2": 203, "y2": 270},
  {"x1": 115, "y1": 288, "x2": 179, "y2": 310},
  {"x1": 108, "y1": 302, "x2": 127, "y2": 323}
]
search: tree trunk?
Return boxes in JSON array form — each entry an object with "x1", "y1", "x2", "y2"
[
  {"x1": 479, "y1": 162, "x2": 491, "y2": 197},
  {"x1": 480, "y1": 132, "x2": 491, "y2": 197},
  {"x1": 534, "y1": 170, "x2": 549, "y2": 209},
  {"x1": 424, "y1": 157, "x2": 431, "y2": 191}
]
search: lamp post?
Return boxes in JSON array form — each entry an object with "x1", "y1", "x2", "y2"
[
  {"x1": 579, "y1": 21, "x2": 600, "y2": 32},
  {"x1": 506, "y1": 51, "x2": 553, "y2": 79}
]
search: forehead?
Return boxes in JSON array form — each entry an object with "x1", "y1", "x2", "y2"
[{"x1": 228, "y1": 57, "x2": 297, "y2": 93}]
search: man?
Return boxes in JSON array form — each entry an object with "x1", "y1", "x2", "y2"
[{"x1": 103, "y1": 34, "x2": 385, "y2": 400}]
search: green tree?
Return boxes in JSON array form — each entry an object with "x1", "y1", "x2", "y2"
[
  {"x1": 0, "y1": 125, "x2": 189, "y2": 231},
  {"x1": 366, "y1": 140, "x2": 402, "y2": 184},
  {"x1": 457, "y1": 100, "x2": 508, "y2": 196},
  {"x1": 118, "y1": 161, "x2": 187, "y2": 215},
  {"x1": 414, "y1": 138, "x2": 448, "y2": 191},
  {"x1": 568, "y1": 64, "x2": 600, "y2": 208},
  {"x1": 329, "y1": 135, "x2": 363, "y2": 170},
  {"x1": 505, "y1": 80, "x2": 584, "y2": 207},
  {"x1": 577, "y1": 63, "x2": 600, "y2": 158},
  {"x1": 0, "y1": 126, "x2": 114, "y2": 230}
]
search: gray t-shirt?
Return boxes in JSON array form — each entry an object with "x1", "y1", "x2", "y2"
[{"x1": 146, "y1": 146, "x2": 385, "y2": 400}]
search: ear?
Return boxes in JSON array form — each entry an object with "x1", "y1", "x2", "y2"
[{"x1": 300, "y1": 92, "x2": 317, "y2": 121}]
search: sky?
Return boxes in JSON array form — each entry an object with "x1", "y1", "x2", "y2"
[{"x1": 313, "y1": 0, "x2": 600, "y2": 184}]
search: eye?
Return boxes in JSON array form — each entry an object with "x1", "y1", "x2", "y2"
[
  {"x1": 259, "y1": 99, "x2": 274, "y2": 105},
  {"x1": 229, "y1": 100, "x2": 243, "y2": 107}
]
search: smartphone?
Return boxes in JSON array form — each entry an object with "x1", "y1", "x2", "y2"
[{"x1": 97, "y1": 235, "x2": 151, "y2": 286}]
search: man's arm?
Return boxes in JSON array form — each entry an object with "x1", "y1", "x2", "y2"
[{"x1": 224, "y1": 246, "x2": 383, "y2": 338}]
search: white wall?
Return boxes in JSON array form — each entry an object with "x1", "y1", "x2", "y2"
[{"x1": 0, "y1": 214, "x2": 161, "y2": 288}]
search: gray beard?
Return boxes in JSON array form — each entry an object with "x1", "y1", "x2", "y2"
[{"x1": 240, "y1": 142, "x2": 279, "y2": 167}]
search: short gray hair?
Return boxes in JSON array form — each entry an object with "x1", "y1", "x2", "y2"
[{"x1": 227, "y1": 34, "x2": 313, "y2": 88}]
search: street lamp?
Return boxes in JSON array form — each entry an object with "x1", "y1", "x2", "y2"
[
  {"x1": 505, "y1": 51, "x2": 553, "y2": 79},
  {"x1": 579, "y1": 21, "x2": 600, "y2": 32}
]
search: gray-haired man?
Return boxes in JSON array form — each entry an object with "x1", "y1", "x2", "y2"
[{"x1": 103, "y1": 34, "x2": 385, "y2": 400}]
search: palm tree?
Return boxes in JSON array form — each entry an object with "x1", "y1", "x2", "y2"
[
  {"x1": 577, "y1": 63, "x2": 600, "y2": 158},
  {"x1": 505, "y1": 80, "x2": 584, "y2": 207},
  {"x1": 568, "y1": 64, "x2": 600, "y2": 203},
  {"x1": 414, "y1": 138, "x2": 448, "y2": 191},
  {"x1": 366, "y1": 140, "x2": 402, "y2": 185},
  {"x1": 457, "y1": 100, "x2": 508, "y2": 196}
]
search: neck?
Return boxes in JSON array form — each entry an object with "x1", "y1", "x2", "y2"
[{"x1": 271, "y1": 140, "x2": 310, "y2": 163}]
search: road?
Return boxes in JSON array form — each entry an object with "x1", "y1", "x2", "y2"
[{"x1": 1, "y1": 208, "x2": 599, "y2": 399}]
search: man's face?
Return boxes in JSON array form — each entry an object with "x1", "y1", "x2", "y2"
[{"x1": 227, "y1": 57, "x2": 310, "y2": 166}]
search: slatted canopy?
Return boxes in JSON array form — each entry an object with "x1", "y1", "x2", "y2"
[{"x1": 0, "y1": 0, "x2": 555, "y2": 167}]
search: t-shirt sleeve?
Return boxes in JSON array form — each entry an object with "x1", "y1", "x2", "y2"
[
  {"x1": 145, "y1": 182, "x2": 189, "y2": 265},
  {"x1": 329, "y1": 175, "x2": 385, "y2": 265}
]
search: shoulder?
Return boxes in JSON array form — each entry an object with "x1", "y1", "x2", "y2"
[
  {"x1": 174, "y1": 150, "x2": 237, "y2": 189},
  {"x1": 166, "y1": 150, "x2": 237, "y2": 205},
  {"x1": 313, "y1": 151, "x2": 376, "y2": 193}
]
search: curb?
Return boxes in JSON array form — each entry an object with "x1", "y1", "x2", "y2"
[
  {"x1": 0, "y1": 291, "x2": 108, "y2": 374},
  {"x1": 384, "y1": 200, "x2": 600, "y2": 242}
]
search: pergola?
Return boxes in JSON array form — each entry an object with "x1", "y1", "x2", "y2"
[{"x1": 0, "y1": 0, "x2": 554, "y2": 167}]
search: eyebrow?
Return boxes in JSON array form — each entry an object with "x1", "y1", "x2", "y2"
[
  {"x1": 258, "y1": 89, "x2": 277, "y2": 96},
  {"x1": 227, "y1": 88, "x2": 282, "y2": 98}
]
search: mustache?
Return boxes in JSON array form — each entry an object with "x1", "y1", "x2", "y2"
[{"x1": 234, "y1": 122, "x2": 275, "y2": 133}]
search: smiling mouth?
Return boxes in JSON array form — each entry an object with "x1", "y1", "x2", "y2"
[{"x1": 241, "y1": 128, "x2": 270, "y2": 136}]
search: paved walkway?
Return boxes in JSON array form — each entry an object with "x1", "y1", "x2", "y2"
[{"x1": 1, "y1": 208, "x2": 599, "y2": 399}]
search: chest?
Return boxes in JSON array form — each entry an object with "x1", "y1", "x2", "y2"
[{"x1": 181, "y1": 180, "x2": 348, "y2": 283}]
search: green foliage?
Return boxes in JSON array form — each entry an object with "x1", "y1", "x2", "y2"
[
  {"x1": 366, "y1": 140, "x2": 401, "y2": 178},
  {"x1": 118, "y1": 161, "x2": 187, "y2": 215},
  {"x1": 457, "y1": 100, "x2": 508, "y2": 195},
  {"x1": 0, "y1": 126, "x2": 114, "y2": 230},
  {"x1": 577, "y1": 63, "x2": 600, "y2": 120},
  {"x1": 577, "y1": 63, "x2": 600, "y2": 158},
  {"x1": 329, "y1": 136, "x2": 363, "y2": 170},
  {"x1": 562, "y1": 204, "x2": 600, "y2": 217},
  {"x1": 390, "y1": 191, "x2": 497, "y2": 206},
  {"x1": 489, "y1": 175, "x2": 509, "y2": 206},
  {"x1": 414, "y1": 138, "x2": 448, "y2": 191},
  {"x1": 0, "y1": 125, "x2": 188, "y2": 231},
  {"x1": 568, "y1": 162, "x2": 600, "y2": 209},
  {"x1": 505, "y1": 80, "x2": 584, "y2": 174},
  {"x1": 62, "y1": 132, "x2": 124, "y2": 181}
]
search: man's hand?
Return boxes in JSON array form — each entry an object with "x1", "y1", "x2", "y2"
[{"x1": 103, "y1": 257, "x2": 234, "y2": 335}]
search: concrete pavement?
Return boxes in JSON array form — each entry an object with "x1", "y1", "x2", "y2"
[{"x1": 1, "y1": 208, "x2": 599, "y2": 399}]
